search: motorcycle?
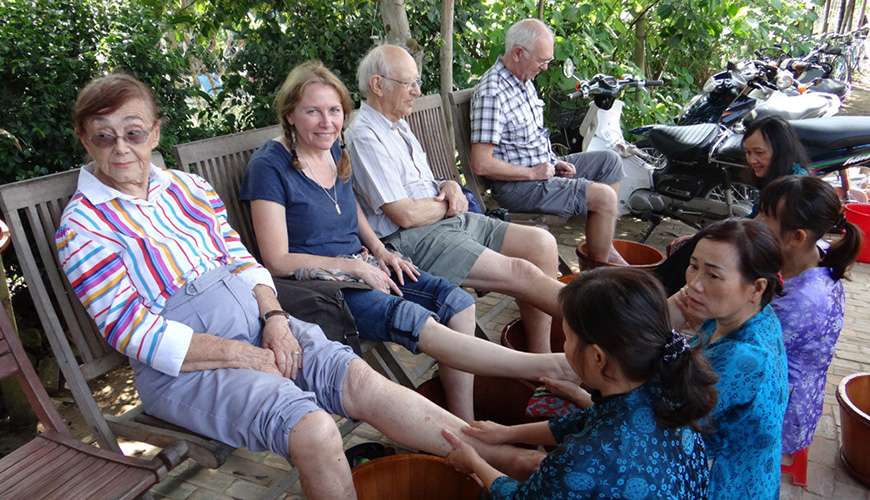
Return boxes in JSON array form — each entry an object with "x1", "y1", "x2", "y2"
[
  {"x1": 562, "y1": 59, "x2": 870, "y2": 240},
  {"x1": 679, "y1": 60, "x2": 841, "y2": 127},
  {"x1": 564, "y1": 58, "x2": 754, "y2": 232}
]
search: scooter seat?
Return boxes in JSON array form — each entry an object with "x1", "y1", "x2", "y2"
[
  {"x1": 789, "y1": 116, "x2": 870, "y2": 149},
  {"x1": 645, "y1": 123, "x2": 721, "y2": 162},
  {"x1": 808, "y1": 79, "x2": 848, "y2": 99},
  {"x1": 752, "y1": 93, "x2": 837, "y2": 121}
]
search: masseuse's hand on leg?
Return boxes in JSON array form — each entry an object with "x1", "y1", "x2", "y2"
[{"x1": 262, "y1": 317, "x2": 303, "y2": 379}]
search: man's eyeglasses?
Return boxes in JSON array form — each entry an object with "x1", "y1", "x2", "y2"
[
  {"x1": 520, "y1": 46, "x2": 553, "y2": 68},
  {"x1": 381, "y1": 75, "x2": 423, "y2": 90},
  {"x1": 89, "y1": 126, "x2": 154, "y2": 149}
]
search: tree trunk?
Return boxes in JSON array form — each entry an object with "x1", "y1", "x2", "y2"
[
  {"x1": 379, "y1": 0, "x2": 423, "y2": 70},
  {"x1": 439, "y1": 0, "x2": 456, "y2": 154},
  {"x1": 823, "y1": 0, "x2": 833, "y2": 32},
  {"x1": 537, "y1": 0, "x2": 546, "y2": 19},
  {"x1": 634, "y1": 13, "x2": 647, "y2": 76},
  {"x1": 860, "y1": 0, "x2": 868, "y2": 26},
  {"x1": 838, "y1": 0, "x2": 849, "y2": 32}
]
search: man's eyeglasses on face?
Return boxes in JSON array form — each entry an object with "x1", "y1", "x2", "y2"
[
  {"x1": 90, "y1": 126, "x2": 155, "y2": 149},
  {"x1": 520, "y1": 46, "x2": 553, "y2": 68},
  {"x1": 381, "y1": 75, "x2": 423, "y2": 90}
]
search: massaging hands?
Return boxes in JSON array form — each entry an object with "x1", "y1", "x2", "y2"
[
  {"x1": 539, "y1": 376, "x2": 594, "y2": 408},
  {"x1": 261, "y1": 316, "x2": 303, "y2": 379},
  {"x1": 442, "y1": 429, "x2": 484, "y2": 476},
  {"x1": 436, "y1": 180, "x2": 468, "y2": 217}
]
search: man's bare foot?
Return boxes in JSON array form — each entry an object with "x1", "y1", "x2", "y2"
[{"x1": 608, "y1": 245, "x2": 629, "y2": 265}]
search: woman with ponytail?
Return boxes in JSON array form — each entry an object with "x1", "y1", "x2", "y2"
[
  {"x1": 670, "y1": 218, "x2": 788, "y2": 499},
  {"x1": 755, "y1": 175, "x2": 863, "y2": 455},
  {"x1": 442, "y1": 268, "x2": 718, "y2": 499}
]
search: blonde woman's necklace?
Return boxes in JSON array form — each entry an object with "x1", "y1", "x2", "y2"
[{"x1": 299, "y1": 152, "x2": 341, "y2": 215}]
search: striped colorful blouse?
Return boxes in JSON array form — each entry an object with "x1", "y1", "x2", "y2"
[{"x1": 55, "y1": 164, "x2": 273, "y2": 376}]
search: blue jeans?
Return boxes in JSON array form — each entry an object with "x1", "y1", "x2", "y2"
[{"x1": 342, "y1": 270, "x2": 474, "y2": 353}]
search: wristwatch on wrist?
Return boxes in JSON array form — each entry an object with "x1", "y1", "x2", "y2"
[{"x1": 262, "y1": 309, "x2": 290, "y2": 323}]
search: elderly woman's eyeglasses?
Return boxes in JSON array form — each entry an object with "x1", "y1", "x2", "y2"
[
  {"x1": 89, "y1": 127, "x2": 154, "y2": 149},
  {"x1": 381, "y1": 75, "x2": 422, "y2": 90}
]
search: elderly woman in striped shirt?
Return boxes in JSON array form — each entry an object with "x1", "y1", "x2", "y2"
[{"x1": 55, "y1": 73, "x2": 538, "y2": 499}]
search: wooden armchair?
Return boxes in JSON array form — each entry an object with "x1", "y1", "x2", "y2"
[{"x1": 0, "y1": 300, "x2": 187, "y2": 499}]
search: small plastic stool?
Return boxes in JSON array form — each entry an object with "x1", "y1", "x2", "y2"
[{"x1": 781, "y1": 447, "x2": 809, "y2": 486}]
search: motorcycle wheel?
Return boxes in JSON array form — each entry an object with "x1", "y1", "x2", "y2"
[
  {"x1": 637, "y1": 145, "x2": 667, "y2": 169},
  {"x1": 704, "y1": 182, "x2": 758, "y2": 215}
]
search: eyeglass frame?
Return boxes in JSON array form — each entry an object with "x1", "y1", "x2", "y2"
[
  {"x1": 88, "y1": 123, "x2": 158, "y2": 149},
  {"x1": 380, "y1": 75, "x2": 423, "y2": 90},
  {"x1": 518, "y1": 45, "x2": 554, "y2": 68}
]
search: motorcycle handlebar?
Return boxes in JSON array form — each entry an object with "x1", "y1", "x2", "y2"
[{"x1": 645, "y1": 79, "x2": 664, "y2": 87}]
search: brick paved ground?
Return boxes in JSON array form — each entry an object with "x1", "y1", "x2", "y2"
[{"x1": 144, "y1": 215, "x2": 870, "y2": 499}]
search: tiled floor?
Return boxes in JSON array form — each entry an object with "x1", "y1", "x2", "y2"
[{"x1": 143, "y1": 215, "x2": 870, "y2": 499}]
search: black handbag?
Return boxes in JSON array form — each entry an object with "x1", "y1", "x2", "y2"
[{"x1": 273, "y1": 277, "x2": 366, "y2": 354}]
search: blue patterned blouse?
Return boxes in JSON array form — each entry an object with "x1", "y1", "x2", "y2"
[
  {"x1": 699, "y1": 305, "x2": 788, "y2": 500},
  {"x1": 490, "y1": 383, "x2": 709, "y2": 499}
]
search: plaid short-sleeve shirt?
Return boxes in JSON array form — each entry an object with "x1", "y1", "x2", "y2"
[{"x1": 471, "y1": 59, "x2": 557, "y2": 168}]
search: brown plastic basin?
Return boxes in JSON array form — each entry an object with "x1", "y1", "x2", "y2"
[
  {"x1": 577, "y1": 238, "x2": 665, "y2": 270},
  {"x1": 352, "y1": 454, "x2": 483, "y2": 500},
  {"x1": 836, "y1": 372, "x2": 870, "y2": 487},
  {"x1": 416, "y1": 374, "x2": 540, "y2": 426},
  {"x1": 500, "y1": 318, "x2": 565, "y2": 353}
]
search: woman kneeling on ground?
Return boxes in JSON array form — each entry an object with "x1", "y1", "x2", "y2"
[
  {"x1": 441, "y1": 267, "x2": 718, "y2": 499},
  {"x1": 669, "y1": 218, "x2": 788, "y2": 499},
  {"x1": 57, "y1": 73, "x2": 546, "y2": 500},
  {"x1": 241, "y1": 60, "x2": 575, "y2": 421},
  {"x1": 755, "y1": 175, "x2": 862, "y2": 456}
]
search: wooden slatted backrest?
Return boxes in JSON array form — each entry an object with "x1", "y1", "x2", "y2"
[
  {"x1": 406, "y1": 94, "x2": 459, "y2": 183},
  {"x1": 448, "y1": 88, "x2": 486, "y2": 208},
  {"x1": 0, "y1": 151, "x2": 166, "y2": 451},
  {"x1": 172, "y1": 125, "x2": 281, "y2": 255},
  {"x1": 0, "y1": 305, "x2": 69, "y2": 435}
]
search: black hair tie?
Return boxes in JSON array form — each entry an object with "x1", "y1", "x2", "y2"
[{"x1": 663, "y1": 329, "x2": 690, "y2": 364}]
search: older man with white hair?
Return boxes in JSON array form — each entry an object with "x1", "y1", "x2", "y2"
[
  {"x1": 471, "y1": 18, "x2": 627, "y2": 265},
  {"x1": 346, "y1": 43, "x2": 564, "y2": 353}
]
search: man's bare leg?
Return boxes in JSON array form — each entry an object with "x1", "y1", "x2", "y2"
[
  {"x1": 462, "y1": 224, "x2": 562, "y2": 353},
  {"x1": 584, "y1": 183, "x2": 628, "y2": 265}
]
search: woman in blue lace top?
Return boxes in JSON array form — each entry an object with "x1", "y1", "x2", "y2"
[
  {"x1": 669, "y1": 218, "x2": 789, "y2": 499},
  {"x1": 442, "y1": 268, "x2": 719, "y2": 499}
]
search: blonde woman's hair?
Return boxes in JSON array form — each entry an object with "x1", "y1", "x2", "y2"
[{"x1": 274, "y1": 60, "x2": 353, "y2": 180}]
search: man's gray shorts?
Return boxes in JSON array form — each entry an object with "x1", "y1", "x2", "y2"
[
  {"x1": 382, "y1": 212, "x2": 509, "y2": 285},
  {"x1": 490, "y1": 150, "x2": 624, "y2": 218},
  {"x1": 131, "y1": 266, "x2": 358, "y2": 458}
]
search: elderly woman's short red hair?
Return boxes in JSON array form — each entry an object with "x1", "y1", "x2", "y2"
[{"x1": 73, "y1": 73, "x2": 161, "y2": 135}]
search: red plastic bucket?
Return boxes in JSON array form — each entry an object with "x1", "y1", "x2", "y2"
[{"x1": 845, "y1": 203, "x2": 870, "y2": 264}]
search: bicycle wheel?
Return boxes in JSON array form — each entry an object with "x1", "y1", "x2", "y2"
[{"x1": 832, "y1": 54, "x2": 853, "y2": 83}]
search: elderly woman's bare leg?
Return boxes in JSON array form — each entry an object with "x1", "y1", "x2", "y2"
[
  {"x1": 341, "y1": 360, "x2": 542, "y2": 478},
  {"x1": 288, "y1": 410, "x2": 355, "y2": 500}
]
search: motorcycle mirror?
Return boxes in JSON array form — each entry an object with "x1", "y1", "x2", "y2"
[
  {"x1": 563, "y1": 58, "x2": 576, "y2": 79},
  {"x1": 726, "y1": 61, "x2": 737, "y2": 70}
]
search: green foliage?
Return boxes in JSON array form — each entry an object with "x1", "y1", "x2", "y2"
[{"x1": 0, "y1": 0, "x2": 823, "y2": 186}]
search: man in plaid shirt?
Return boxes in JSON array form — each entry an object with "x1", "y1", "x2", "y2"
[{"x1": 471, "y1": 18, "x2": 627, "y2": 265}]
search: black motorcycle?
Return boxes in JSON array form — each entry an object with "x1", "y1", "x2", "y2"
[{"x1": 629, "y1": 115, "x2": 870, "y2": 240}]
